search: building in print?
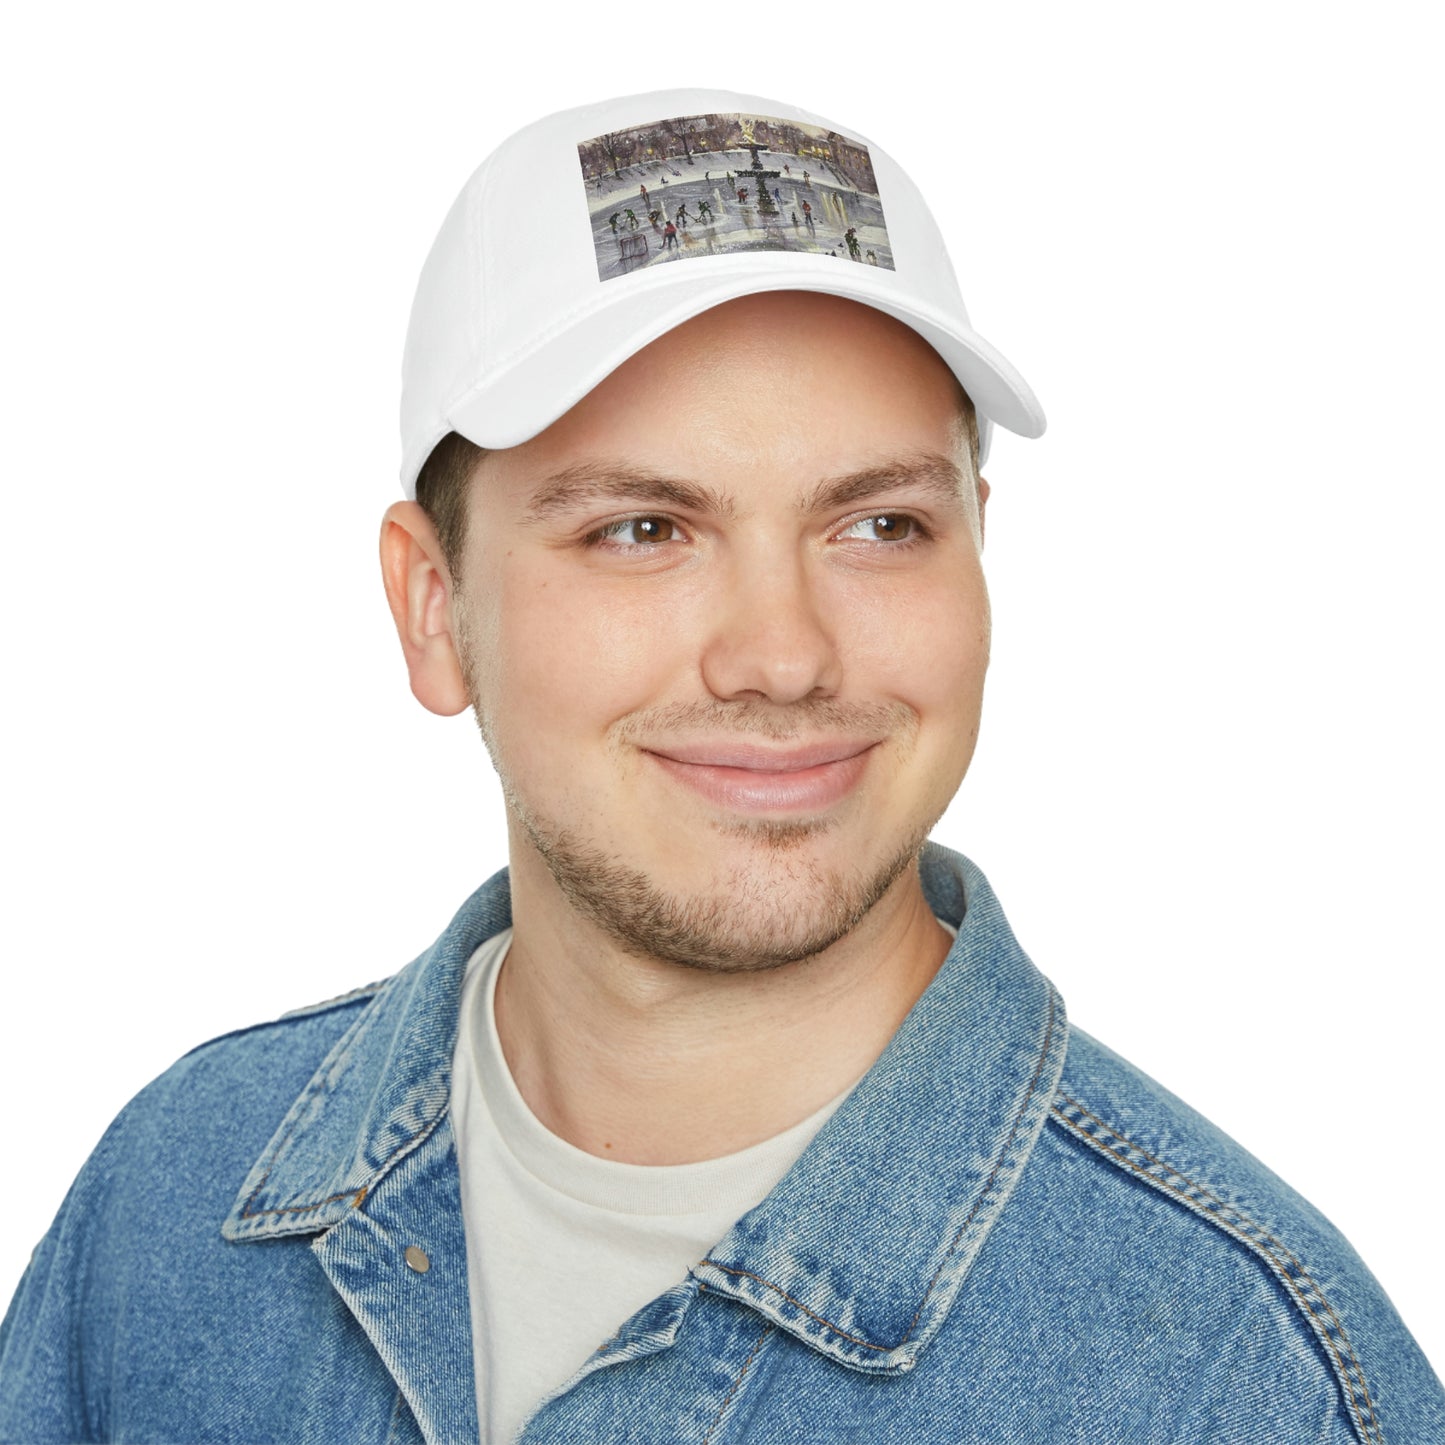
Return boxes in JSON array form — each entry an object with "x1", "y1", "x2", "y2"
[
  {"x1": 824, "y1": 131, "x2": 878, "y2": 193},
  {"x1": 578, "y1": 110, "x2": 895, "y2": 281}
]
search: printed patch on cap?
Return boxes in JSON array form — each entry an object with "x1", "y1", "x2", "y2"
[{"x1": 578, "y1": 113, "x2": 893, "y2": 281}]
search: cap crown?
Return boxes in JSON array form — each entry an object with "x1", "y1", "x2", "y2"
[{"x1": 400, "y1": 88, "x2": 1041, "y2": 495}]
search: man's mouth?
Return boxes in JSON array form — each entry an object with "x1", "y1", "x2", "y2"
[{"x1": 641, "y1": 739, "x2": 880, "y2": 812}]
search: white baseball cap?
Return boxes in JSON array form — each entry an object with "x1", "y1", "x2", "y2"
[{"x1": 399, "y1": 87, "x2": 1045, "y2": 498}]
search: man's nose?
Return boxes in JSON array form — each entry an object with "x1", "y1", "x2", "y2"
[{"x1": 697, "y1": 551, "x2": 843, "y2": 704}]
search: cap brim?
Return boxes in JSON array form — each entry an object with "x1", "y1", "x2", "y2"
[{"x1": 444, "y1": 264, "x2": 1044, "y2": 462}]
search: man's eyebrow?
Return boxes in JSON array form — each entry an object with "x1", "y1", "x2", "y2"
[
  {"x1": 518, "y1": 452, "x2": 967, "y2": 526},
  {"x1": 519, "y1": 463, "x2": 736, "y2": 524},
  {"x1": 797, "y1": 453, "x2": 968, "y2": 515}
]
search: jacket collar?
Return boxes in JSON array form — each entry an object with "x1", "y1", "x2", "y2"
[
  {"x1": 692, "y1": 843, "x2": 1067, "y2": 1373},
  {"x1": 223, "y1": 842, "x2": 1067, "y2": 1379},
  {"x1": 222, "y1": 871, "x2": 512, "y2": 1242}
]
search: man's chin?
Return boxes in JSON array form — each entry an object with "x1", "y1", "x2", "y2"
[
  {"x1": 520, "y1": 809, "x2": 926, "y2": 975},
  {"x1": 711, "y1": 811, "x2": 840, "y2": 852}
]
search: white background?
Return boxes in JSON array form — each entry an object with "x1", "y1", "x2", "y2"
[{"x1": 3, "y1": 0, "x2": 1441, "y2": 1387}]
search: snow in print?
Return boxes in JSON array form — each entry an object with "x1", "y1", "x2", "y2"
[{"x1": 579, "y1": 112, "x2": 894, "y2": 280}]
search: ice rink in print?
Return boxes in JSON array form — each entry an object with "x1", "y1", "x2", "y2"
[{"x1": 579, "y1": 112, "x2": 894, "y2": 281}]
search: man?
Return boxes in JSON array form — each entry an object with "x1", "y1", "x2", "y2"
[{"x1": 1, "y1": 86, "x2": 1440, "y2": 1445}]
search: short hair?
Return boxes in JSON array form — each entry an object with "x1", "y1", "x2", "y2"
[
  {"x1": 413, "y1": 388, "x2": 979, "y2": 588},
  {"x1": 414, "y1": 430, "x2": 484, "y2": 592}
]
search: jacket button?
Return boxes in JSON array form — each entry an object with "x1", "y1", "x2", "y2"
[{"x1": 404, "y1": 1245, "x2": 431, "y2": 1274}]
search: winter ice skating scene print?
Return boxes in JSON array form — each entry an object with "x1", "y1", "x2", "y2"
[{"x1": 579, "y1": 112, "x2": 894, "y2": 281}]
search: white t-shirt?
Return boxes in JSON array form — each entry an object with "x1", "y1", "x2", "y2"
[{"x1": 450, "y1": 929, "x2": 858, "y2": 1444}]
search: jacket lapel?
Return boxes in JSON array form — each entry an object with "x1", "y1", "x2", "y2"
[
  {"x1": 311, "y1": 1117, "x2": 476, "y2": 1443},
  {"x1": 222, "y1": 869, "x2": 516, "y2": 1443}
]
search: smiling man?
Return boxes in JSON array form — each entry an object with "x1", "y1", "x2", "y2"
[{"x1": 2, "y1": 88, "x2": 1441, "y2": 1445}]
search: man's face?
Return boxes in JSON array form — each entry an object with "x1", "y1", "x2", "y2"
[{"x1": 454, "y1": 290, "x2": 990, "y2": 971}]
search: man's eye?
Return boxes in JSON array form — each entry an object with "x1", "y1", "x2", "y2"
[
  {"x1": 838, "y1": 514, "x2": 917, "y2": 542},
  {"x1": 595, "y1": 516, "x2": 678, "y2": 546}
]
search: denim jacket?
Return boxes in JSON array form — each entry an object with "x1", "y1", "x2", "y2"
[{"x1": 2, "y1": 843, "x2": 1440, "y2": 1444}]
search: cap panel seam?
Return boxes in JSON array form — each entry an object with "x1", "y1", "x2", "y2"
[{"x1": 469, "y1": 154, "x2": 492, "y2": 372}]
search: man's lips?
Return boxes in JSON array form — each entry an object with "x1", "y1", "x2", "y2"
[
  {"x1": 645, "y1": 739, "x2": 877, "y2": 771},
  {"x1": 641, "y1": 739, "x2": 880, "y2": 812}
]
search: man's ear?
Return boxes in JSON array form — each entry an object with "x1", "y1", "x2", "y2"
[
  {"x1": 378, "y1": 500, "x2": 472, "y2": 717},
  {"x1": 977, "y1": 475, "x2": 990, "y2": 548}
]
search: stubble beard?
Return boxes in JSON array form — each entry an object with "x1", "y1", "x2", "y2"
[{"x1": 511, "y1": 796, "x2": 933, "y2": 974}]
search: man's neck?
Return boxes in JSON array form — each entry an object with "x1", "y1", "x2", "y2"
[{"x1": 492, "y1": 850, "x2": 953, "y2": 1165}]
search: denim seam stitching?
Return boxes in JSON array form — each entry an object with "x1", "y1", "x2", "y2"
[
  {"x1": 239, "y1": 1106, "x2": 446, "y2": 1219},
  {"x1": 384, "y1": 1387, "x2": 410, "y2": 1445},
  {"x1": 239, "y1": 1186, "x2": 370, "y2": 1219},
  {"x1": 279, "y1": 979, "x2": 389, "y2": 1020},
  {"x1": 702, "y1": 1321, "x2": 775, "y2": 1445},
  {"x1": 703, "y1": 986, "x2": 1060, "y2": 1354},
  {"x1": 238, "y1": 1086, "x2": 447, "y2": 1221},
  {"x1": 1050, "y1": 1094, "x2": 1382, "y2": 1445}
]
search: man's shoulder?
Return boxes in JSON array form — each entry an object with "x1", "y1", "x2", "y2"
[
  {"x1": 1051, "y1": 1024, "x2": 1342, "y2": 1249},
  {"x1": 144, "y1": 974, "x2": 395, "y2": 1114},
  {"x1": 192, "y1": 975, "x2": 389, "y2": 1047},
  {"x1": 0, "y1": 971, "x2": 412, "y2": 1441},
  {"x1": 1037, "y1": 1025, "x2": 1442, "y2": 1445},
  {"x1": 77, "y1": 866, "x2": 514, "y2": 1238},
  {"x1": 72, "y1": 975, "x2": 399, "y2": 1201}
]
